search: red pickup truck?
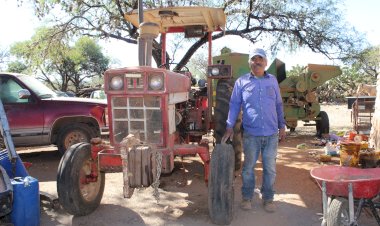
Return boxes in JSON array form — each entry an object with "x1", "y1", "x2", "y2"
[{"x1": 0, "y1": 72, "x2": 108, "y2": 154}]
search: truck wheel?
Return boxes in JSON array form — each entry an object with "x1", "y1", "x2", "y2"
[
  {"x1": 316, "y1": 111, "x2": 329, "y2": 137},
  {"x1": 326, "y1": 197, "x2": 349, "y2": 226},
  {"x1": 214, "y1": 79, "x2": 243, "y2": 171},
  {"x1": 57, "y1": 123, "x2": 96, "y2": 155},
  {"x1": 57, "y1": 142, "x2": 105, "y2": 216},
  {"x1": 208, "y1": 143, "x2": 235, "y2": 225}
]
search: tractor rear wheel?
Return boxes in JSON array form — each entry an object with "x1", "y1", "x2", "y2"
[
  {"x1": 208, "y1": 143, "x2": 235, "y2": 225},
  {"x1": 316, "y1": 111, "x2": 330, "y2": 137},
  {"x1": 57, "y1": 142, "x2": 105, "y2": 216},
  {"x1": 214, "y1": 79, "x2": 242, "y2": 171}
]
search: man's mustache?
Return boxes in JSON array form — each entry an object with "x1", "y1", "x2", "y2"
[{"x1": 252, "y1": 63, "x2": 263, "y2": 67}]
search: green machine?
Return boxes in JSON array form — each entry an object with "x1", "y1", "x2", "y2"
[
  {"x1": 211, "y1": 50, "x2": 342, "y2": 136},
  {"x1": 268, "y1": 59, "x2": 342, "y2": 135}
]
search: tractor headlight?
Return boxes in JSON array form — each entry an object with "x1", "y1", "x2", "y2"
[
  {"x1": 148, "y1": 74, "x2": 164, "y2": 90},
  {"x1": 110, "y1": 76, "x2": 124, "y2": 90},
  {"x1": 211, "y1": 67, "x2": 220, "y2": 76},
  {"x1": 207, "y1": 65, "x2": 232, "y2": 78}
]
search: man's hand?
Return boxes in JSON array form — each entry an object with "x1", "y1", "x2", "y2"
[
  {"x1": 221, "y1": 128, "x2": 234, "y2": 143},
  {"x1": 279, "y1": 128, "x2": 286, "y2": 142}
]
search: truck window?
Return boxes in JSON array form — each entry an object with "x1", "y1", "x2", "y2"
[{"x1": 0, "y1": 78, "x2": 29, "y2": 104}]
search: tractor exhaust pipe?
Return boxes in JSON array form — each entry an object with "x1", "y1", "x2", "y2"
[
  {"x1": 137, "y1": 0, "x2": 159, "y2": 66},
  {"x1": 139, "y1": 22, "x2": 159, "y2": 66}
]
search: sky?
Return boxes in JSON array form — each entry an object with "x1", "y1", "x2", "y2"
[{"x1": 0, "y1": 0, "x2": 379, "y2": 69}]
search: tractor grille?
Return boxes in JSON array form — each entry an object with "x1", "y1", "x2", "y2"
[{"x1": 111, "y1": 96, "x2": 162, "y2": 144}]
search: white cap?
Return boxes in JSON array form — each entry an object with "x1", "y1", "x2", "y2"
[{"x1": 249, "y1": 48, "x2": 267, "y2": 60}]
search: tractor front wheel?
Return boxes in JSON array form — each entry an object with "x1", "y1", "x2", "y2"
[
  {"x1": 57, "y1": 142, "x2": 105, "y2": 216},
  {"x1": 208, "y1": 143, "x2": 235, "y2": 225},
  {"x1": 214, "y1": 79, "x2": 243, "y2": 171}
]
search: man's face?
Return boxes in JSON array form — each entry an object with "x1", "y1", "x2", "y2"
[{"x1": 249, "y1": 55, "x2": 267, "y2": 76}]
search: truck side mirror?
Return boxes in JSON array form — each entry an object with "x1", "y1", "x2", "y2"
[{"x1": 18, "y1": 89, "x2": 31, "y2": 99}]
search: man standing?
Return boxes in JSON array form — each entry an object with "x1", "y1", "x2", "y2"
[{"x1": 222, "y1": 48, "x2": 286, "y2": 212}]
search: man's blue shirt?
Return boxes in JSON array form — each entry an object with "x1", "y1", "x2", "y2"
[{"x1": 226, "y1": 72, "x2": 286, "y2": 136}]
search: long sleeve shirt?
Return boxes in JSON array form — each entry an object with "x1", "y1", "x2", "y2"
[{"x1": 226, "y1": 72, "x2": 286, "y2": 136}]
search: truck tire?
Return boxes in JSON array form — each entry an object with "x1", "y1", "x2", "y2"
[
  {"x1": 214, "y1": 79, "x2": 243, "y2": 171},
  {"x1": 208, "y1": 143, "x2": 235, "y2": 225},
  {"x1": 326, "y1": 197, "x2": 349, "y2": 226},
  {"x1": 57, "y1": 142, "x2": 105, "y2": 216},
  {"x1": 316, "y1": 111, "x2": 329, "y2": 137},
  {"x1": 57, "y1": 123, "x2": 96, "y2": 155}
]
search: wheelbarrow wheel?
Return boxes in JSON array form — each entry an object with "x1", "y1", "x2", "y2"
[
  {"x1": 208, "y1": 143, "x2": 235, "y2": 225},
  {"x1": 57, "y1": 142, "x2": 105, "y2": 216},
  {"x1": 326, "y1": 197, "x2": 350, "y2": 226}
]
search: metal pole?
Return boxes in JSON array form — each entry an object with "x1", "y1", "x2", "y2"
[
  {"x1": 321, "y1": 181, "x2": 327, "y2": 226},
  {"x1": 348, "y1": 183, "x2": 355, "y2": 224},
  {"x1": 0, "y1": 99, "x2": 17, "y2": 162},
  {"x1": 138, "y1": 0, "x2": 145, "y2": 66}
]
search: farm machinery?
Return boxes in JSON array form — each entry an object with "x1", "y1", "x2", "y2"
[
  {"x1": 56, "y1": 6, "x2": 242, "y2": 225},
  {"x1": 55, "y1": 5, "x2": 342, "y2": 225},
  {"x1": 267, "y1": 59, "x2": 342, "y2": 136}
]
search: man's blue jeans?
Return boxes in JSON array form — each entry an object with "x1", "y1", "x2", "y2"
[{"x1": 241, "y1": 133, "x2": 278, "y2": 201}]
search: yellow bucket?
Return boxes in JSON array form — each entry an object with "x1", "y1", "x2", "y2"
[{"x1": 340, "y1": 142, "x2": 361, "y2": 167}]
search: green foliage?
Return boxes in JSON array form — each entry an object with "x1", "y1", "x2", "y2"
[
  {"x1": 287, "y1": 64, "x2": 307, "y2": 77},
  {"x1": 7, "y1": 61, "x2": 28, "y2": 73},
  {"x1": 9, "y1": 28, "x2": 110, "y2": 93},
  {"x1": 349, "y1": 45, "x2": 379, "y2": 79}
]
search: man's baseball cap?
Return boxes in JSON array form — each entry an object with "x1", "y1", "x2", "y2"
[{"x1": 249, "y1": 48, "x2": 267, "y2": 60}]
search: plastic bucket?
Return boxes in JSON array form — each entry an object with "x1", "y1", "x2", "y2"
[{"x1": 340, "y1": 142, "x2": 361, "y2": 167}]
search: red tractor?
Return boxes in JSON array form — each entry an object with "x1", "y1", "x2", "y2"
[{"x1": 57, "y1": 6, "x2": 243, "y2": 225}]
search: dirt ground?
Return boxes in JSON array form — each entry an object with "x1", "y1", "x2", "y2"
[{"x1": 18, "y1": 104, "x2": 377, "y2": 226}]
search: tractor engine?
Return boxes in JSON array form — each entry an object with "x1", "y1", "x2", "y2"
[{"x1": 175, "y1": 85, "x2": 208, "y2": 143}]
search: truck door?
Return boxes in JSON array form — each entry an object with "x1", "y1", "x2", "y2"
[{"x1": 0, "y1": 76, "x2": 44, "y2": 146}]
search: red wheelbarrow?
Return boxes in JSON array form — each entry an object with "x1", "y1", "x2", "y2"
[{"x1": 310, "y1": 165, "x2": 380, "y2": 226}]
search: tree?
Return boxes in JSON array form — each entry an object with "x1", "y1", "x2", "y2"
[
  {"x1": 10, "y1": 27, "x2": 110, "y2": 92},
  {"x1": 7, "y1": 61, "x2": 28, "y2": 73},
  {"x1": 23, "y1": 0, "x2": 366, "y2": 72},
  {"x1": 345, "y1": 45, "x2": 380, "y2": 79},
  {"x1": 286, "y1": 64, "x2": 306, "y2": 77},
  {"x1": 0, "y1": 48, "x2": 9, "y2": 71}
]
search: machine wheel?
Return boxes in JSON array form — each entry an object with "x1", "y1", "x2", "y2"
[
  {"x1": 214, "y1": 79, "x2": 243, "y2": 171},
  {"x1": 326, "y1": 197, "x2": 350, "y2": 226},
  {"x1": 316, "y1": 111, "x2": 329, "y2": 137},
  {"x1": 57, "y1": 123, "x2": 96, "y2": 155},
  {"x1": 208, "y1": 143, "x2": 235, "y2": 225},
  {"x1": 57, "y1": 142, "x2": 105, "y2": 216}
]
